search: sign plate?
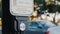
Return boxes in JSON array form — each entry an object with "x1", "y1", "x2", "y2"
[{"x1": 10, "y1": 0, "x2": 34, "y2": 16}]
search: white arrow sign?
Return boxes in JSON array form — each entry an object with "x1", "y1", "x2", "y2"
[{"x1": 10, "y1": 0, "x2": 34, "y2": 16}]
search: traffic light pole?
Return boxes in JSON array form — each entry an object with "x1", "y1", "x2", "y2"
[{"x1": 2, "y1": 0, "x2": 16, "y2": 34}]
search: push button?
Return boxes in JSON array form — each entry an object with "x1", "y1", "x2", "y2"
[{"x1": 20, "y1": 22, "x2": 26, "y2": 31}]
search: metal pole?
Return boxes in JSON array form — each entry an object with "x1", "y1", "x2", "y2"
[{"x1": 15, "y1": 16, "x2": 28, "y2": 34}]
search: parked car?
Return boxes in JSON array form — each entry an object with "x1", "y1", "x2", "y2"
[
  {"x1": 24, "y1": 20, "x2": 56, "y2": 34},
  {"x1": 46, "y1": 26, "x2": 60, "y2": 34}
]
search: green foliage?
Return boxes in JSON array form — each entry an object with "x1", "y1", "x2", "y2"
[
  {"x1": 35, "y1": 0, "x2": 59, "y2": 13},
  {"x1": 47, "y1": 5, "x2": 58, "y2": 13},
  {"x1": 0, "y1": 2, "x2": 2, "y2": 18},
  {"x1": 34, "y1": 0, "x2": 45, "y2": 4},
  {"x1": 58, "y1": 0, "x2": 60, "y2": 2}
]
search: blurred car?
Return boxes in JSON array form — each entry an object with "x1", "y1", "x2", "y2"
[
  {"x1": 46, "y1": 26, "x2": 60, "y2": 34},
  {"x1": 24, "y1": 20, "x2": 56, "y2": 34}
]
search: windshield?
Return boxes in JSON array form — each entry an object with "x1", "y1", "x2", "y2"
[
  {"x1": 28, "y1": 22, "x2": 38, "y2": 26},
  {"x1": 39, "y1": 20, "x2": 56, "y2": 27}
]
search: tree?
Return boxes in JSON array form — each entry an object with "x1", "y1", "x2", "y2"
[{"x1": 0, "y1": 0, "x2": 2, "y2": 18}]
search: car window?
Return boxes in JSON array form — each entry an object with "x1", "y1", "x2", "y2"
[
  {"x1": 41, "y1": 21, "x2": 56, "y2": 27},
  {"x1": 28, "y1": 22, "x2": 38, "y2": 26},
  {"x1": 31, "y1": 22, "x2": 38, "y2": 26},
  {"x1": 45, "y1": 21, "x2": 56, "y2": 27},
  {"x1": 36, "y1": 21, "x2": 43, "y2": 27},
  {"x1": 38, "y1": 21, "x2": 45, "y2": 26},
  {"x1": 39, "y1": 21, "x2": 46, "y2": 24},
  {"x1": 38, "y1": 21, "x2": 56, "y2": 28}
]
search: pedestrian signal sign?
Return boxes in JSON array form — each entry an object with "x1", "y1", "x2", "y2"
[{"x1": 10, "y1": 0, "x2": 34, "y2": 16}]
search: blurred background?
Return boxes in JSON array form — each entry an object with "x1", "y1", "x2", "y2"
[
  {"x1": 28, "y1": 0, "x2": 60, "y2": 26},
  {"x1": 0, "y1": 0, "x2": 2, "y2": 34}
]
